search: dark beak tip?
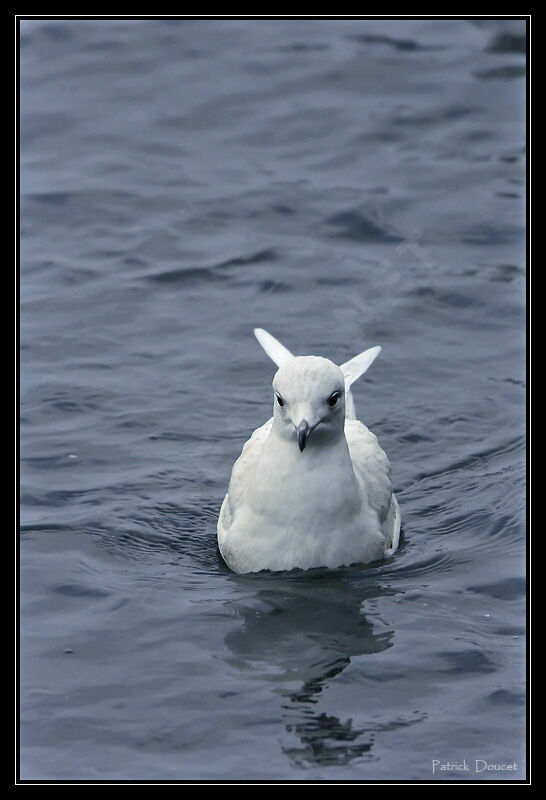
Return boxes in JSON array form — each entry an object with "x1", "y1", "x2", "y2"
[{"x1": 297, "y1": 420, "x2": 310, "y2": 453}]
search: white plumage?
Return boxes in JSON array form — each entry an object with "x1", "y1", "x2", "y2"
[{"x1": 217, "y1": 329, "x2": 400, "y2": 573}]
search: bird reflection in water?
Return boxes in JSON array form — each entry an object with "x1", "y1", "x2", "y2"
[{"x1": 224, "y1": 569, "x2": 408, "y2": 768}]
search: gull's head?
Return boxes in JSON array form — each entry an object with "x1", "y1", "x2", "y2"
[{"x1": 272, "y1": 356, "x2": 345, "y2": 452}]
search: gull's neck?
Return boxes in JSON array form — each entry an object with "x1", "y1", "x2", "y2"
[
  {"x1": 261, "y1": 417, "x2": 356, "y2": 483},
  {"x1": 246, "y1": 420, "x2": 360, "y2": 523}
]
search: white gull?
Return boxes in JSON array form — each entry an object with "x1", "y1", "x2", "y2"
[{"x1": 217, "y1": 328, "x2": 400, "y2": 573}]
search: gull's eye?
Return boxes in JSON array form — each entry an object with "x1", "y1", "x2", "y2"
[
  {"x1": 275, "y1": 392, "x2": 284, "y2": 407},
  {"x1": 327, "y1": 390, "x2": 342, "y2": 407}
]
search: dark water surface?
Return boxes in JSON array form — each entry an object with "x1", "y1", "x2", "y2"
[{"x1": 19, "y1": 18, "x2": 526, "y2": 781}]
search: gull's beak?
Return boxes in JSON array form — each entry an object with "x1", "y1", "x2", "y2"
[{"x1": 297, "y1": 419, "x2": 310, "y2": 452}]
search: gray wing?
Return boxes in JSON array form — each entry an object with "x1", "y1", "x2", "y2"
[
  {"x1": 345, "y1": 419, "x2": 400, "y2": 552},
  {"x1": 218, "y1": 418, "x2": 273, "y2": 534}
]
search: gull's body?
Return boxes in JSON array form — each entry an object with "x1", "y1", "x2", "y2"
[{"x1": 217, "y1": 330, "x2": 400, "y2": 573}]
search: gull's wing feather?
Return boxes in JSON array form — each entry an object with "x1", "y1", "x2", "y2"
[
  {"x1": 345, "y1": 418, "x2": 400, "y2": 551},
  {"x1": 254, "y1": 328, "x2": 294, "y2": 367},
  {"x1": 341, "y1": 346, "x2": 381, "y2": 421},
  {"x1": 340, "y1": 346, "x2": 381, "y2": 388},
  {"x1": 218, "y1": 418, "x2": 273, "y2": 535}
]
